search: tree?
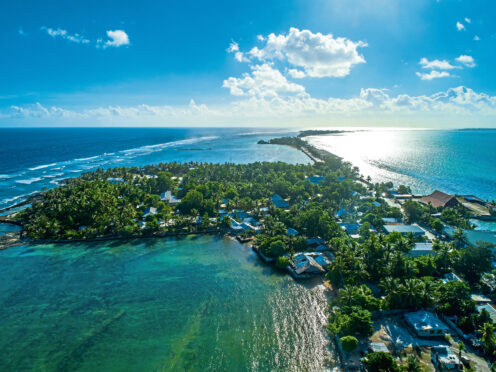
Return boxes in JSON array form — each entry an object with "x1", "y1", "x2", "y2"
[
  {"x1": 340, "y1": 336, "x2": 358, "y2": 352},
  {"x1": 268, "y1": 240, "x2": 286, "y2": 258},
  {"x1": 455, "y1": 242, "x2": 493, "y2": 284},
  {"x1": 178, "y1": 190, "x2": 204, "y2": 214},
  {"x1": 404, "y1": 355, "x2": 423, "y2": 372},
  {"x1": 434, "y1": 280, "x2": 474, "y2": 316},
  {"x1": 403, "y1": 201, "x2": 424, "y2": 223},
  {"x1": 364, "y1": 352, "x2": 400, "y2": 372},
  {"x1": 479, "y1": 322, "x2": 496, "y2": 355},
  {"x1": 275, "y1": 256, "x2": 290, "y2": 269}
]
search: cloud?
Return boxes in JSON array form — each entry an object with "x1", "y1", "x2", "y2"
[
  {"x1": 419, "y1": 58, "x2": 457, "y2": 70},
  {"x1": 464, "y1": 17, "x2": 471, "y2": 24},
  {"x1": 288, "y1": 69, "x2": 306, "y2": 79},
  {"x1": 222, "y1": 63, "x2": 306, "y2": 97},
  {"x1": 41, "y1": 26, "x2": 90, "y2": 44},
  {"x1": 456, "y1": 55, "x2": 475, "y2": 68},
  {"x1": 227, "y1": 41, "x2": 249, "y2": 62},
  {"x1": 456, "y1": 22, "x2": 465, "y2": 31},
  {"x1": 473, "y1": 35, "x2": 480, "y2": 41},
  {"x1": 247, "y1": 27, "x2": 367, "y2": 78},
  {"x1": 416, "y1": 71, "x2": 451, "y2": 80},
  {"x1": 99, "y1": 30, "x2": 130, "y2": 48}
]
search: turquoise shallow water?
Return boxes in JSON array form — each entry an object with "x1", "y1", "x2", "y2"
[{"x1": 0, "y1": 236, "x2": 334, "y2": 371}]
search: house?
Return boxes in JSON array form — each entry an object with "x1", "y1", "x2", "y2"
[
  {"x1": 444, "y1": 227, "x2": 496, "y2": 247},
  {"x1": 315, "y1": 244, "x2": 331, "y2": 252},
  {"x1": 419, "y1": 190, "x2": 459, "y2": 208},
  {"x1": 407, "y1": 242, "x2": 435, "y2": 257},
  {"x1": 404, "y1": 311, "x2": 449, "y2": 337},
  {"x1": 160, "y1": 191, "x2": 181, "y2": 205},
  {"x1": 369, "y1": 342, "x2": 389, "y2": 354},
  {"x1": 306, "y1": 237, "x2": 325, "y2": 248},
  {"x1": 334, "y1": 208, "x2": 347, "y2": 218},
  {"x1": 242, "y1": 217, "x2": 260, "y2": 226},
  {"x1": 470, "y1": 294, "x2": 492, "y2": 305},
  {"x1": 308, "y1": 175, "x2": 325, "y2": 184},
  {"x1": 272, "y1": 194, "x2": 289, "y2": 208},
  {"x1": 382, "y1": 217, "x2": 402, "y2": 225},
  {"x1": 372, "y1": 201, "x2": 381, "y2": 207},
  {"x1": 143, "y1": 207, "x2": 157, "y2": 218},
  {"x1": 431, "y1": 345, "x2": 460, "y2": 370},
  {"x1": 339, "y1": 222, "x2": 360, "y2": 235},
  {"x1": 477, "y1": 303, "x2": 496, "y2": 323},
  {"x1": 292, "y1": 253, "x2": 326, "y2": 275},
  {"x1": 442, "y1": 272, "x2": 463, "y2": 283},
  {"x1": 106, "y1": 177, "x2": 124, "y2": 184},
  {"x1": 383, "y1": 224, "x2": 425, "y2": 237},
  {"x1": 287, "y1": 228, "x2": 299, "y2": 236}
]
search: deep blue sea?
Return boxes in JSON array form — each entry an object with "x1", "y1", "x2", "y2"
[
  {"x1": 0, "y1": 128, "x2": 308, "y2": 210},
  {"x1": 1, "y1": 127, "x2": 496, "y2": 210}
]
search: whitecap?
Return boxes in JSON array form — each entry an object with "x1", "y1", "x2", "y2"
[
  {"x1": 28, "y1": 163, "x2": 57, "y2": 171},
  {"x1": 16, "y1": 177, "x2": 43, "y2": 184},
  {"x1": 75, "y1": 155, "x2": 100, "y2": 161}
]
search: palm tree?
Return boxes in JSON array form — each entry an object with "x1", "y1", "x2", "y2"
[
  {"x1": 453, "y1": 227, "x2": 469, "y2": 248},
  {"x1": 479, "y1": 322, "x2": 496, "y2": 355},
  {"x1": 457, "y1": 341, "x2": 465, "y2": 369}
]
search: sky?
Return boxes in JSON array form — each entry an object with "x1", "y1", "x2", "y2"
[{"x1": 1, "y1": 0, "x2": 496, "y2": 128}]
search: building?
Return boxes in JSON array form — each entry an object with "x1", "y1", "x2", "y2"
[
  {"x1": 369, "y1": 342, "x2": 389, "y2": 353},
  {"x1": 442, "y1": 272, "x2": 463, "y2": 283},
  {"x1": 292, "y1": 253, "x2": 326, "y2": 275},
  {"x1": 382, "y1": 217, "x2": 402, "y2": 225},
  {"x1": 272, "y1": 194, "x2": 289, "y2": 208},
  {"x1": 106, "y1": 177, "x2": 124, "y2": 184},
  {"x1": 419, "y1": 190, "x2": 459, "y2": 208},
  {"x1": 334, "y1": 208, "x2": 347, "y2": 218},
  {"x1": 404, "y1": 311, "x2": 449, "y2": 337},
  {"x1": 160, "y1": 190, "x2": 181, "y2": 205},
  {"x1": 143, "y1": 207, "x2": 157, "y2": 218},
  {"x1": 470, "y1": 294, "x2": 492, "y2": 305},
  {"x1": 287, "y1": 228, "x2": 299, "y2": 236},
  {"x1": 407, "y1": 242, "x2": 435, "y2": 257},
  {"x1": 477, "y1": 303, "x2": 496, "y2": 323},
  {"x1": 307, "y1": 175, "x2": 324, "y2": 184},
  {"x1": 383, "y1": 224, "x2": 425, "y2": 237},
  {"x1": 444, "y1": 227, "x2": 496, "y2": 247},
  {"x1": 306, "y1": 237, "x2": 326, "y2": 248},
  {"x1": 431, "y1": 345, "x2": 460, "y2": 370},
  {"x1": 339, "y1": 222, "x2": 360, "y2": 235}
]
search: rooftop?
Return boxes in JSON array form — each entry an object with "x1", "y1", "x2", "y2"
[
  {"x1": 383, "y1": 224, "x2": 425, "y2": 235},
  {"x1": 419, "y1": 190, "x2": 459, "y2": 208}
]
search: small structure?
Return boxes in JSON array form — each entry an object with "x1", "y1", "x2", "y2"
[
  {"x1": 383, "y1": 224, "x2": 425, "y2": 237},
  {"x1": 442, "y1": 272, "x2": 463, "y2": 283},
  {"x1": 287, "y1": 228, "x2": 299, "y2": 236},
  {"x1": 307, "y1": 175, "x2": 325, "y2": 184},
  {"x1": 272, "y1": 194, "x2": 289, "y2": 208},
  {"x1": 106, "y1": 177, "x2": 124, "y2": 184},
  {"x1": 419, "y1": 190, "x2": 459, "y2": 208},
  {"x1": 143, "y1": 207, "x2": 157, "y2": 218},
  {"x1": 431, "y1": 345, "x2": 460, "y2": 370},
  {"x1": 242, "y1": 217, "x2": 260, "y2": 226},
  {"x1": 306, "y1": 237, "x2": 326, "y2": 248},
  {"x1": 369, "y1": 342, "x2": 389, "y2": 354},
  {"x1": 292, "y1": 253, "x2": 326, "y2": 276},
  {"x1": 339, "y1": 222, "x2": 360, "y2": 235},
  {"x1": 470, "y1": 294, "x2": 492, "y2": 305},
  {"x1": 160, "y1": 191, "x2": 181, "y2": 205},
  {"x1": 334, "y1": 208, "x2": 347, "y2": 218},
  {"x1": 407, "y1": 242, "x2": 435, "y2": 257},
  {"x1": 382, "y1": 217, "x2": 402, "y2": 225},
  {"x1": 404, "y1": 311, "x2": 449, "y2": 337},
  {"x1": 477, "y1": 303, "x2": 496, "y2": 323},
  {"x1": 444, "y1": 227, "x2": 496, "y2": 247}
]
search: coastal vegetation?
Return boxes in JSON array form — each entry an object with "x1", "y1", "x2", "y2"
[{"x1": 7, "y1": 134, "x2": 496, "y2": 370}]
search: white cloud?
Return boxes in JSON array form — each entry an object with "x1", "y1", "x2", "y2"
[
  {"x1": 8, "y1": 86, "x2": 496, "y2": 126},
  {"x1": 41, "y1": 26, "x2": 90, "y2": 44},
  {"x1": 257, "y1": 35, "x2": 265, "y2": 42},
  {"x1": 99, "y1": 30, "x2": 130, "y2": 48},
  {"x1": 222, "y1": 64, "x2": 306, "y2": 97},
  {"x1": 227, "y1": 41, "x2": 248, "y2": 62},
  {"x1": 473, "y1": 35, "x2": 480, "y2": 41},
  {"x1": 456, "y1": 55, "x2": 475, "y2": 68},
  {"x1": 456, "y1": 22, "x2": 465, "y2": 31},
  {"x1": 464, "y1": 17, "x2": 471, "y2": 24},
  {"x1": 247, "y1": 27, "x2": 367, "y2": 78},
  {"x1": 288, "y1": 69, "x2": 306, "y2": 79},
  {"x1": 419, "y1": 57, "x2": 457, "y2": 70},
  {"x1": 416, "y1": 71, "x2": 451, "y2": 80}
]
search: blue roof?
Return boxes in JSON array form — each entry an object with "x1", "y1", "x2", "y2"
[
  {"x1": 272, "y1": 194, "x2": 289, "y2": 208},
  {"x1": 383, "y1": 224, "x2": 424, "y2": 235},
  {"x1": 308, "y1": 175, "x2": 324, "y2": 184},
  {"x1": 335, "y1": 208, "x2": 347, "y2": 217},
  {"x1": 287, "y1": 228, "x2": 299, "y2": 236}
]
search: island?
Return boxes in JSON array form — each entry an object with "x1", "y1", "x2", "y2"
[{"x1": 2, "y1": 134, "x2": 496, "y2": 371}]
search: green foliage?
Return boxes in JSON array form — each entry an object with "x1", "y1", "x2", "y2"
[
  {"x1": 340, "y1": 335, "x2": 358, "y2": 352},
  {"x1": 364, "y1": 352, "x2": 400, "y2": 372},
  {"x1": 455, "y1": 242, "x2": 494, "y2": 284},
  {"x1": 434, "y1": 280, "x2": 474, "y2": 316},
  {"x1": 328, "y1": 306, "x2": 373, "y2": 337},
  {"x1": 275, "y1": 256, "x2": 290, "y2": 269}
]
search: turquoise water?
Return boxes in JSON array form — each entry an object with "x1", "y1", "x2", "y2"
[
  {"x1": 0, "y1": 236, "x2": 335, "y2": 371},
  {"x1": 307, "y1": 129, "x2": 496, "y2": 201}
]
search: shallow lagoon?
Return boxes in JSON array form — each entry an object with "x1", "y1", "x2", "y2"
[{"x1": 0, "y1": 235, "x2": 335, "y2": 371}]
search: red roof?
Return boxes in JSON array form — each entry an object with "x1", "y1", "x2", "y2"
[{"x1": 419, "y1": 190, "x2": 459, "y2": 208}]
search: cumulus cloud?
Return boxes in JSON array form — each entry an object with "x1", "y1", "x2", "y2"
[
  {"x1": 456, "y1": 55, "x2": 475, "y2": 68},
  {"x1": 227, "y1": 41, "x2": 248, "y2": 62},
  {"x1": 287, "y1": 69, "x2": 306, "y2": 79},
  {"x1": 222, "y1": 64, "x2": 306, "y2": 97},
  {"x1": 419, "y1": 58, "x2": 457, "y2": 70},
  {"x1": 456, "y1": 22, "x2": 465, "y2": 31},
  {"x1": 416, "y1": 71, "x2": 451, "y2": 80},
  {"x1": 98, "y1": 30, "x2": 130, "y2": 48},
  {"x1": 464, "y1": 17, "x2": 471, "y2": 24},
  {"x1": 247, "y1": 27, "x2": 367, "y2": 78},
  {"x1": 41, "y1": 26, "x2": 90, "y2": 44},
  {"x1": 474, "y1": 35, "x2": 480, "y2": 41}
]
